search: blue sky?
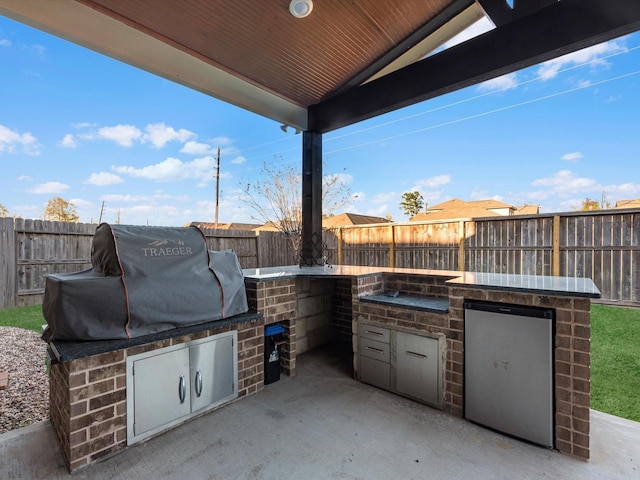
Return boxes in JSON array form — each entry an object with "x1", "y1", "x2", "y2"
[{"x1": 1, "y1": 15, "x2": 640, "y2": 226}]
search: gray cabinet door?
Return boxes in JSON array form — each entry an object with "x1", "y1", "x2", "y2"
[
  {"x1": 359, "y1": 356, "x2": 390, "y2": 389},
  {"x1": 132, "y1": 347, "x2": 191, "y2": 436},
  {"x1": 190, "y1": 334, "x2": 235, "y2": 412},
  {"x1": 396, "y1": 332, "x2": 439, "y2": 406}
]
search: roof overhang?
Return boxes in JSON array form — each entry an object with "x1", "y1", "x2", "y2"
[{"x1": 1, "y1": 0, "x2": 640, "y2": 133}]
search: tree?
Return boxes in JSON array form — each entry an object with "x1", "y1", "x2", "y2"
[
  {"x1": 399, "y1": 191, "x2": 424, "y2": 218},
  {"x1": 242, "y1": 159, "x2": 352, "y2": 261},
  {"x1": 44, "y1": 197, "x2": 79, "y2": 222},
  {"x1": 0, "y1": 203, "x2": 7, "y2": 218},
  {"x1": 578, "y1": 193, "x2": 611, "y2": 211}
]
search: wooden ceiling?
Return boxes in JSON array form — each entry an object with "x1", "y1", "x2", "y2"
[{"x1": 1, "y1": 0, "x2": 640, "y2": 132}]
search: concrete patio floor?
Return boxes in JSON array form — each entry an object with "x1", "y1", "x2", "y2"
[{"x1": 1, "y1": 346, "x2": 638, "y2": 480}]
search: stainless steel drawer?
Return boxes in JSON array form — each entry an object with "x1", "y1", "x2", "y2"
[
  {"x1": 360, "y1": 337, "x2": 390, "y2": 363},
  {"x1": 359, "y1": 324, "x2": 390, "y2": 344},
  {"x1": 359, "y1": 356, "x2": 390, "y2": 389},
  {"x1": 396, "y1": 332, "x2": 439, "y2": 406}
]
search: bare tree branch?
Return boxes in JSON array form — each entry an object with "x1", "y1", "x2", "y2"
[{"x1": 241, "y1": 159, "x2": 352, "y2": 261}]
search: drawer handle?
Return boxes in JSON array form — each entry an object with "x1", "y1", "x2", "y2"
[
  {"x1": 406, "y1": 350, "x2": 428, "y2": 359},
  {"x1": 178, "y1": 375, "x2": 186, "y2": 403},
  {"x1": 195, "y1": 369, "x2": 203, "y2": 397},
  {"x1": 365, "y1": 330, "x2": 384, "y2": 337},
  {"x1": 365, "y1": 346, "x2": 384, "y2": 354}
]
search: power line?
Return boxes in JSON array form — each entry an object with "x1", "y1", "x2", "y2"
[
  {"x1": 323, "y1": 68, "x2": 640, "y2": 156},
  {"x1": 232, "y1": 41, "x2": 640, "y2": 168}
]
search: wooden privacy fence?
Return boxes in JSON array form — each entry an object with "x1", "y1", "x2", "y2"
[
  {"x1": 324, "y1": 209, "x2": 640, "y2": 306},
  {"x1": 1, "y1": 210, "x2": 639, "y2": 308},
  {"x1": 0, "y1": 218, "x2": 295, "y2": 308}
]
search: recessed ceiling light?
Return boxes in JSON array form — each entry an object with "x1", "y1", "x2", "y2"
[{"x1": 290, "y1": 0, "x2": 313, "y2": 19}]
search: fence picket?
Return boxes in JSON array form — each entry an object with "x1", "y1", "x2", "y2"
[{"x1": 1, "y1": 209, "x2": 640, "y2": 308}]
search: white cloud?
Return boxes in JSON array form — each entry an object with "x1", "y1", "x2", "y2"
[
  {"x1": 0, "y1": 124, "x2": 40, "y2": 155},
  {"x1": 211, "y1": 136, "x2": 234, "y2": 146},
  {"x1": 527, "y1": 190, "x2": 549, "y2": 201},
  {"x1": 69, "y1": 198, "x2": 93, "y2": 209},
  {"x1": 113, "y1": 156, "x2": 222, "y2": 183},
  {"x1": 73, "y1": 122, "x2": 96, "y2": 129},
  {"x1": 0, "y1": 39, "x2": 11, "y2": 47},
  {"x1": 477, "y1": 72, "x2": 519, "y2": 93},
  {"x1": 84, "y1": 172, "x2": 124, "y2": 186},
  {"x1": 18, "y1": 175, "x2": 33, "y2": 181},
  {"x1": 181, "y1": 141, "x2": 216, "y2": 155},
  {"x1": 143, "y1": 122, "x2": 195, "y2": 148},
  {"x1": 97, "y1": 124, "x2": 142, "y2": 147},
  {"x1": 29, "y1": 44, "x2": 46, "y2": 56},
  {"x1": 101, "y1": 194, "x2": 159, "y2": 203},
  {"x1": 352, "y1": 191, "x2": 366, "y2": 202},
  {"x1": 27, "y1": 181, "x2": 69, "y2": 194},
  {"x1": 531, "y1": 170, "x2": 597, "y2": 195},
  {"x1": 412, "y1": 174, "x2": 451, "y2": 190},
  {"x1": 561, "y1": 152, "x2": 583, "y2": 162},
  {"x1": 602, "y1": 182, "x2": 640, "y2": 199},
  {"x1": 536, "y1": 40, "x2": 627, "y2": 81},
  {"x1": 364, "y1": 205, "x2": 391, "y2": 218},
  {"x1": 59, "y1": 133, "x2": 77, "y2": 148},
  {"x1": 372, "y1": 192, "x2": 395, "y2": 204},
  {"x1": 325, "y1": 172, "x2": 353, "y2": 185},
  {"x1": 230, "y1": 155, "x2": 247, "y2": 165}
]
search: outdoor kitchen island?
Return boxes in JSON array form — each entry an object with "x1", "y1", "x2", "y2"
[
  {"x1": 46, "y1": 264, "x2": 599, "y2": 473},
  {"x1": 243, "y1": 265, "x2": 601, "y2": 461},
  {"x1": 46, "y1": 311, "x2": 265, "y2": 473}
]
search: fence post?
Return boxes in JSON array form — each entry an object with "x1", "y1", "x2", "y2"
[
  {"x1": 553, "y1": 215, "x2": 561, "y2": 276},
  {"x1": 337, "y1": 227, "x2": 343, "y2": 265},
  {"x1": 458, "y1": 220, "x2": 466, "y2": 271},
  {"x1": 389, "y1": 224, "x2": 395, "y2": 268},
  {"x1": 0, "y1": 217, "x2": 17, "y2": 309}
]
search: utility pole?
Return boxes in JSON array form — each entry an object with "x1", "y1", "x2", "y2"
[
  {"x1": 98, "y1": 201, "x2": 105, "y2": 224},
  {"x1": 214, "y1": 146, "x2": 220, "y2": 228}
]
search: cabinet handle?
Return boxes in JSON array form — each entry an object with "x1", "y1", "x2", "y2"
[
  {"x1": 365, "y1": 346, "x2": 384, "y2": 354},
  {"x1": 195, "y1": 369, "x2": 203, "y2": 397},
  {"x1": 405, "y1": 350, "x2": 428, "y2": 359},
  {"x1": 178, "y1": 375, "x2": 186, "y2": 403}
]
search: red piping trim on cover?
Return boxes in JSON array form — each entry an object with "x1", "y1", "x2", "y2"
[
  {"x1": 193, "y1": 226, "x2": 225, "y2": 317},
  {"x1": 106, "y1": 225, "x2": 132, "y2": 339}
]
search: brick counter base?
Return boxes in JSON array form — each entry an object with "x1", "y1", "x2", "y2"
[
  {"x1": 49, "y1": 318, "x2": 265, "y2": 473},
  {"x1": 352, "y1": 273, "x2": 592, "y2": 460}
]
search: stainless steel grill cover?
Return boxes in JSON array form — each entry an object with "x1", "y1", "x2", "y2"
[{"x1": 42, "y1": 224, "x2": 248, "y2": 341}]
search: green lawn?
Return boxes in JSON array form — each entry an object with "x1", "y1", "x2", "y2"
[
  {"x1": 0, "y1": 305, "x2": 45, "y2": 333},
  {"x1": 590, "y1": 304, "x2": 640, "y2": 422},
  {"x1": 0, "y1": 303, "x2": 638, "y2": 421}
]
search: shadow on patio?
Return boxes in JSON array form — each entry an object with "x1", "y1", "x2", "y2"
[{"x1": 1, "y1": 345, "x2": 638, "y2": 479}]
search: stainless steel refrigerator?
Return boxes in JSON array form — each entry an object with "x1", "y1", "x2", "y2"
[{"x1": 464, "y1": 301, "x2": 554, "y2": 448}]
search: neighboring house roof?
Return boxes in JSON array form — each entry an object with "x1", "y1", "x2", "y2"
[
  {"x1": 515, "y1": 204, "x2": 541, "y2": 215},
  {"x1": 614, "y1": 199, "x2": 640, "y2": 209},
  {"x1": 187, "y1": 221, "x2": 262, "y2": 231},
  {"x1": 323, "y1": 213, "x2": 390, "y2": 228},
  {"x1": 411, "y1": 198, "x2": 516, "y2": 222}
]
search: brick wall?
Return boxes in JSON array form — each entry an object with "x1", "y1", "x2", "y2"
[
  {"x1": 49, "y1": 319, "x2": 264, "y2": 473},
  {"x1": 245, "y1": 279, "x2": 297, "y2": 376},
  {"x1": 351, "y1": 273, "x2": 591, "y2": 460},
  {"x1": 332, "y1": 278, "x2": 353, "y2": 346},
  {"x1": 448, "y1": 286, "x2": 591, "y2": 460},
  {"x1": 352, "y1": 291, "x2": 458, "y2": 413}
]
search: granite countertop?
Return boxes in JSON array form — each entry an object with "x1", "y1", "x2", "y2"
[
  {"x1": 243, "y1": 265, "x2": 460, "y2": 280},
  {"x1": 47, "y1": 311, "x2": 263, "y2": 363},
  {"x1": 243, "y1": 265, "x2": 601, "y2": 298},
  {"x1": 446, "y1": 272, "x2": 601, "y2": 298},
  {"x1": 359, "y1": 293, "x2": 449, "y2": 313}
]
